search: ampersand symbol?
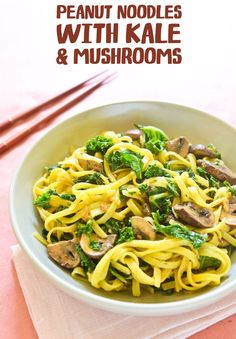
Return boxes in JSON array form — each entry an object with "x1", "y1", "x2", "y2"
[{"x1": 56, "y1": 49, "x2": 68, "y2": 65}]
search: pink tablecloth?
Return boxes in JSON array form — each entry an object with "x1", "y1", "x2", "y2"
[{"x1": 1, "y1": 0, "x2": 236, "y2": 338}]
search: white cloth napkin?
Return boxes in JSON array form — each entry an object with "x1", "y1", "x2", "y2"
[{"x1": 12, "y1": 245, "x2": 236, "y2": 339}]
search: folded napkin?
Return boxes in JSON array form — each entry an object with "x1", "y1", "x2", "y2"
[{"x1": 12, "y1": 245, "x2": 236, "y2": 339}]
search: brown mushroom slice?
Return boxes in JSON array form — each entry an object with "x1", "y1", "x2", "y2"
[
  {"x1": 131, "y1": 216, "x2": 156, "y2": 240},
  {"x1": 124, "y1": 129, "x2": 143, "y2": 140},
  {"x1": 228, "y1": 196, "x2": 236, "y2": 213},
  {"x1": 221, "y1": 197, "x2": 236, "y2": 220},
  {"x1": 189, "y1": 144, "x2": 216, "y2": 159},
  {"x1": 80, "y1": 233, "x2": 117, "y2": 259},
  {"x1": 225, "y1": 216, "x2": 236, "y2": 228},
  {"x1": 78, "y1": 154, "x2": 103, "y2": 173},
  {"x1": 142, "y1": 203, "x2": 152, "y2": 217},
  {"x1": 166, "y1": 136, "x2": 190, "y2": 158},
  {"x1": 47, "y1": 238, "x2": 80, "y2": 269},
  {"x1": 197, "y1": 160, "x2": 236, "y2": 185},
  {"x1": 173, "y1": 202, "x2": 214, "y2": 228}
]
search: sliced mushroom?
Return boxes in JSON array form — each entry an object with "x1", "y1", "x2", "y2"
[
  {"x1": 228, "y1": 196, "x2": 236, "y2": 213},
  {"x1": 142, "y1": 202, "x2": 152, "y2": 216},
  {"x1": 189, "y1": 144, "x2": 216, "y2": 159},
  {"x1": 78, "y1": 154, "x2": 103, "y2": 173},
  {"x1": 220, "y1": 197, "x2": 236, "y2": 227},
  {"x1": 221, "y1": 196, "x2": 236, "y2": 230},
  {"x1": 166, "y1": 136, "x2": 190, "y2": 158},
  {"x1": 47, "y1": 238, "x2": 80, "y2": 269},
  {"x1": 80, "y1": 233, "x2": 117, "y2": 259},
  {"x1": 197, "y1": 160, "x2": 236, "y2": 185},
  {"x1": 124, "y1": 129, "x2": 143, "y2": 140},
  {"x1": 131, "y1": 216, "x2": 156, "y2": 240},
  {"x1": 173, "y1": 202, "x2": 214, "y2": 228},
  {"x1": 225, "y1": 216, "x2": 236, "y2": 228}
]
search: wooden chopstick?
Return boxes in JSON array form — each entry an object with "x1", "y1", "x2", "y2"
[
  {"x1": 0, "y1": 70, "x2": 108, "y2": 133},
  {"x1": 0, "y1": 72, "x2": 116, "y2": 155}
]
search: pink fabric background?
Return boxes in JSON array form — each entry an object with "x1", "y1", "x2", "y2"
[{"x1": 0, "y1": 0, "x2": 236, "y2": 337}]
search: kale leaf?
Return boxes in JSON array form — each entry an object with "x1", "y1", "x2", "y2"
[
  {"x1": 197, "y1": 167, "x2": 236, "y2": 194},
  {"x1": 197, "y1": 167, "x2": 222, "y2": 188},
  {"x1": 75, "y1": 172, "x2": 104, "y2": 185},
  {"x1": 76, "y1": 245, "x2": 96, "y2": 272},
  {"x1": 138, "y1": 183, "x2": 149, "y2": 194},
  {"x1": 136, "y1": 124, "x2": 169, "y2": 154},
  {"x1": 102, "y1": 218, "x2": 124, "y2": 234},
  {"x1": 226, "y1": 244, "x2": 234, "y2": 256},
  {"x1": 139, "y1": 180, "x2": 179, "y2": 223},
  {"x1": 77, "y1": 220, "x2": 93, "y2": 236},
  {"x1": 116, "y1": 227, "x2": 135, "y2": 244},
  {"x1": 150, "y1": 198, "x2": 172, "y2": 222},
  {"x1": 222, "y1": 181, "x2": 236, "y2": 197},
  {"x1": 144, "y1": 164, "x2": 171, "y2": 179},
  {"x1": 207, "y1": 144, "x2": 221, "y2": 159},
  {"x1": 166, "y1": 180, "x2": 180, "y2": 198},
  {"x1": 86, "y1": 136, "x2": 114, "y2": 155},
  {"x1": 60, "y1": 193, "x2": 76, "y2": 201},
  {"x1": 34, "y1": 189, "x2": 76, "y2": 209},
  {"x1": 153, "y1": 217, "x2": 208, "y2": 249},
  {"x1": 89, "y1": 240, "x2": 101, "y2": 251},
  {"x1": 106, "y1": 150, "x2": 143, "y2": 179},
  {"x1": 33, "y1": 189, "x2": 56, "y2": 209},
  {"x1": 199, "y1": 256, "x2": 221, "y2": 270},
  {"x1": 109, "y1": 267, "x2": 129, "y2": 283}
]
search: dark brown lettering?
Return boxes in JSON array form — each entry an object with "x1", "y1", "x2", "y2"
[
  {"x1": 126, "y1": 24, "x2": 140, "y2": 43},
  {"x1": 168, "y1": 24, "x2": 181, "y2": 43},
  {"x1": 57, "y1": 24, "x2": 81, "y2": 44}
]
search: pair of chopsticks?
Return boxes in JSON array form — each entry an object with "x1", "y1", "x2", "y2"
[{"x1": 0, "y1": 70, "x2": 116, "y2": 155}]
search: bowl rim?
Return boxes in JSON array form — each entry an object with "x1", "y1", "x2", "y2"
[{"x1": 9, "y1": 100, "x2": 236, "y2": 315}]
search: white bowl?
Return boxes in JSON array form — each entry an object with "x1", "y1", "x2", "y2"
[{"x1": 10, "y1": 101, "x2": 236, "y2": 316}]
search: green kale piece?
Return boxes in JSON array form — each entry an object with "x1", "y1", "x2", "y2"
[
  {"x1": 197, "y1": 168, "x2": 236, "y2": 193},
  {"x1": 106, "y1": 150, "x2": 143, "y2": 179},
  {"x1": 207, "y1": 144, "x2": 221, "y2": 159},
  {"x1": 60, "y1": 193, "x2": 76, "y2": 201},
  {"x1": 163, "y1": 162, "x2": 171, "y2": 169},
  {"x1": 135, "y1": 124, "x2": 169, "y2": 154},
  {"x1": 34, "y1": 189, "x2": 76, "y2": 209},
  {"x1": 139, "y1": 179, "x2": 179, "y2": 223},
  {"x1": 42, "y1": 228, "x2": 48, "y2": 239},
  {"x1": 55, "y1": 206, "x2": 67, "y2": 213},
  {"x1": 42, "y1": 228, "x2": 58, "y2": 242},
  {"x1": 109, "y1": 267, "x2": 129, "y2": 283},
  {"x1": 222, "y1": 181, "x2": 236, "y2": 196},
  {"x1": 226, "y1": 244, "x2": 234, "y2": 256},
  {"x1": 150, "y1": 197, "x2": 172, "y2": 222},
  {"x1": 152, "y1": 210, "x2": 169, "y2": 224},
  {"x1": 166, "y1": 180, "x2": 180, "y2": 198},
  {"x1": 197, "y1": 167, "x2": 222, "y2": 188},
  {"x1": 75, "y1": 172, "x2": 104, "y2": 185},
  {"x1": 33, "y1": 189, "x2": 56, "y2": 209},
  {"x1": 144, "y1": 164, "x2": 171, "y2": 179},
  {"x1": 102, "y1": 218, "x2": 124, "y2": 234},
  {"x1": 86, "y1": 135, "x2": 114, "y2": 155},
  {"x1": 138, "y1": 183, "x2": 149, "y2": 194},
  {"x1": 116, "y1": 227, "x2": 135, "y2": 244},
  {"x1": 76, "y1": 245, "x2": 96, "y2": 272},
  {"x1": 89, "y1": 240, "x2": 101, "y2": 251},
  {"x1": 77, "y1": 220, "x2": 93, "y2": 236},
  {"x1": 199, "y1": 256, "x2": 221, "y2": 270},
  {"x1": 153, "y1": 217, "x2": 208, "y2": 249}
]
